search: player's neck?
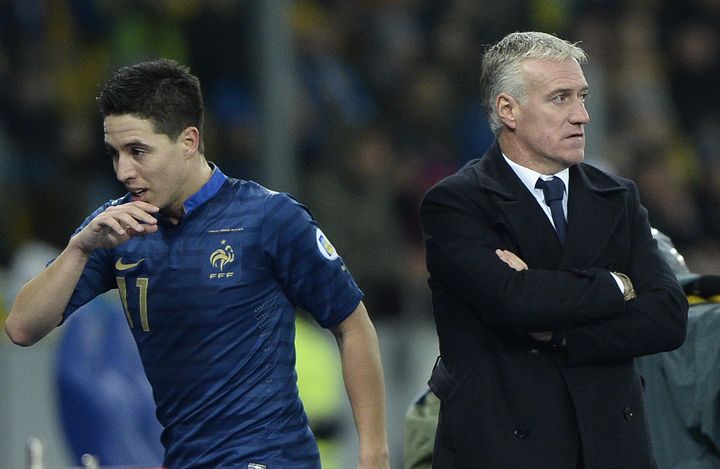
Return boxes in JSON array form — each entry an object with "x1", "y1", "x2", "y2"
[{"x1": 165, "y1": 156, "x2": 213, "y2": 225}]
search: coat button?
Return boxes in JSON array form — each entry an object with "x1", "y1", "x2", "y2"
[
  {"x1": 526, "y1": 348, "x2": 540, "y2": 363},
  {"x1": 513, "y1": 424, "x2": 530, "y2": 439},
  {"x1": 623, "y1": 406, "x2": 634, "y2": 421}
]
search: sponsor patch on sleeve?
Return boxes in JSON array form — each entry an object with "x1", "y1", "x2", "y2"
[{"x1": 315, "y1": 228, "x2": 339, "y2": 261}]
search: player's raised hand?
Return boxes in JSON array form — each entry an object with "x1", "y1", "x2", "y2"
[{"x1": 71, "y1": 201, "x2": 160, "y2": 252}]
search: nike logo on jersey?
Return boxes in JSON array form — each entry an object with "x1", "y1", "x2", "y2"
[{"x1": 115, "y1": 258, "x2": 145, "y2": 271}]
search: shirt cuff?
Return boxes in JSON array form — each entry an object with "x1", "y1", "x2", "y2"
[{"x1": 610, "y1": 272, "x2": 625, "y2": 293}]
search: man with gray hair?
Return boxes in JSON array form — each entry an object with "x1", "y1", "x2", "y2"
[{"x1": 419, "y1": 31, "x2": 687, "y2": 468}]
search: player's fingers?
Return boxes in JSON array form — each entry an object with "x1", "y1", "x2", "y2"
[
  {"x1": 106, "y1": 205, "x2": 158, "y2": 227},
  {"x1": 95, "y1": 211, "x2": 141, "y2": 235},
  {"x1": 93, "y1": 215, "x2": 127, "y2": 236},
  {"x1": 126, "y1": 200, "x2": 160, "y2": 213},
  {"x1": 107, "y1": 200, "x2": 160, "y2": 213}
]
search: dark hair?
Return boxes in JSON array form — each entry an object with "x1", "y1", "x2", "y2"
[{"x1": 97, "y1": 58, "x2": 205, "y2": 152}]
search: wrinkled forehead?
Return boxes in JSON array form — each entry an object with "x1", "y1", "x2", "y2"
[{"x1": 520, "y1": 58, "x2": 588, "y2": 90}]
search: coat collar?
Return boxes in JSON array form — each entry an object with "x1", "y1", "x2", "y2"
[{"x1": 469, "y1": 141, "x2": 629, "y2": 267}]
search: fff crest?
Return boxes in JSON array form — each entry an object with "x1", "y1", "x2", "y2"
[{"x1": 209, "y1": 240, "x2": 235, "y2": 278}]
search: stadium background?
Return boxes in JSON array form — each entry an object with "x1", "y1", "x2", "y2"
[{"x1": 1, "y1": 0, "x2": 720, "y2": 467}]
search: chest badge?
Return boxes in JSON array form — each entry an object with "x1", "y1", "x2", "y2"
[{"x1": 209, "y1": 240, "x2": 235, "y2": 279}]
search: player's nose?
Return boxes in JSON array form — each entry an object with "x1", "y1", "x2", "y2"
[{"x1": 114, "y1": 153, "x2": 137, "y2": 182}]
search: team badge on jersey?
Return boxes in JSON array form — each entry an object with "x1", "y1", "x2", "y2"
[
  {"x1": 209, "y1": 240, "x2": 235, "y2": 278},
  {"x1": 315, "y1": 228, "x2": 339, "y2": 261},
  {"x1": 248, "y1": 464, "x2": 267, "y2": 469}
]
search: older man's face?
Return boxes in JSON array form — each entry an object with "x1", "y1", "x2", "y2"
[{"x1": 510, "y1": 58, "x2": 590, "y2": 174}]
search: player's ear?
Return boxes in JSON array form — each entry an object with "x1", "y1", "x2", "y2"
[{"x1": 181, "y1": 126, "x2": 200, "y2": 156}]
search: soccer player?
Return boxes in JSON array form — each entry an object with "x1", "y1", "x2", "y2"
[{"x1": 5, "y1": 59, "x2": 390, "y2": 469}]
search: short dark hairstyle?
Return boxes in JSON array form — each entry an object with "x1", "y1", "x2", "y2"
[{"x1": 97, "y1": 58, "x2": 205, "y2": 151}]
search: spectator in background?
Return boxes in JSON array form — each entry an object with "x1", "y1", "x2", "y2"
[
  {"x1": 638, "y1": 229, "x2": 720, "y2": 469},
  {"x1": 4, "y1": 1, "x2": 720, "y2": 276},
  {"x1": 304, "y1": 127, "x2": 406, "y2": 319},
  {"x1": 403, "y1": 385, "x2": 439, "y2": 469}
]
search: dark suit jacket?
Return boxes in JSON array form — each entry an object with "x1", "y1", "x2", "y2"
[{"x1": 419, "y1": 142, "x2": 688, "y2": 469}]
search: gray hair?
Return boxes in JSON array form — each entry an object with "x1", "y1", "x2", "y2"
[{"x1": 481, "y1": 31, "x2": 588, "y2": 134}]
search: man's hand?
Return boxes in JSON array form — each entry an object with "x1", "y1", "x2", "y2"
[
  {"x1": 6, "y1": 200, "x2": 159, "y2": 346},
  {"x1": 71, "y1": 201, "x2": 160, "y2": 253},
  {"x1": 496, "y1": 249, "x2": 555, "y2": 343},
  {"x1": 496, "y1": 249, "x2": 528, "y2": 272}
]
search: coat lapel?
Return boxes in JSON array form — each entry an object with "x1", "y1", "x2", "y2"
[
  {"x1": 471, "y1": 144, "x2": 564, "y2": 266},
  {"x1": 470, "y1": 143, "x2": 628, "y2": 269},
  {"x1": 559, "y1": 164, "x2": 626, "y2": 268}
]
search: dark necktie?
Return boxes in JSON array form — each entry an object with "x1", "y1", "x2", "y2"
[{"x1": 535, "y1": 177, "x2": 567, "y2": 245}]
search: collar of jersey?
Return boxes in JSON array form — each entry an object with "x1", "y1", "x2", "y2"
[{"x1": 182, "y1": 162, "x2": 227, "y2": 216}]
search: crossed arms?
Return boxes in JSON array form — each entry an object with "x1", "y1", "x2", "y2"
[{"x1": 420, "y1": 181, "x2": 688, "y2": 365}]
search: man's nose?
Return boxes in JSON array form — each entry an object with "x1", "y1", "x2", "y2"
[
  {"x1": 571, "y1": 100, "x2": 590, "y2": 125},
  {"x1": 114, "y1": 154, "x2": 136, "y2": 182}
]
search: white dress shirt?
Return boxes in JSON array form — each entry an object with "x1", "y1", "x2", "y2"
[
  {"x1": 502, "y1": 154, "x2": 569, "y2": 230},
  {"x1": 501, "y1": 153, "x2": 625, "y2": 293}
]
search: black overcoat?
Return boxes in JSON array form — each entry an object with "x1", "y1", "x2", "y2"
[{"x1": 420, "y1": 142, "x2": 688, "y2": 469}]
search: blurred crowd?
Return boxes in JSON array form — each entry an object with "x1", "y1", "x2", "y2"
[{"x1": 2, "y1": 0, "x2": 720, "y2": 323}]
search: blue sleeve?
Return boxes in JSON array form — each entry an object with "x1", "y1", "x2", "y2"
[
  {"x1": 60, "y1": 201, "x2": 120, "y2": 322},
  {"x1": 261, "y1": 192, "x2": 363, "y2": 328}
]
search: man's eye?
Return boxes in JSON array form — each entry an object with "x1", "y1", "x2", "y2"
[
  {"x1": 552, "y1": 94, "x2": 568, "y2": 103},
  {"x1": 131, "y1": 148, "x2": 147, "y2": 157}
]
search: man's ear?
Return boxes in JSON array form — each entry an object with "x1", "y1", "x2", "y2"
[
  {"x1": 497, "y1": 93, "x2": 517, "y2": 130},
  {"x1": 181, "y1": 126, "x2": 200, "y2": 156}
]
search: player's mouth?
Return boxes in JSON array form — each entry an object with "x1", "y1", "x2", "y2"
[{"x1": 130, "y1": 189, "x2": 147, "y2": 201}]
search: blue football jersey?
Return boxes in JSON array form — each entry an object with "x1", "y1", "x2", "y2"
[{"x1": 62, "y1": 165, "x2": 363, "y2": 468}]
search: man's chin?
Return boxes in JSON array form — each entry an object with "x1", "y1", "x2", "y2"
[{"x1": 562, "y1": 151, "x2": 585, "y2": 166}]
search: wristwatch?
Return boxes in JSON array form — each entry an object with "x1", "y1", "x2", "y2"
[{"x1": 613, "y1": 272, "x2": 637, "y2": 301}]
